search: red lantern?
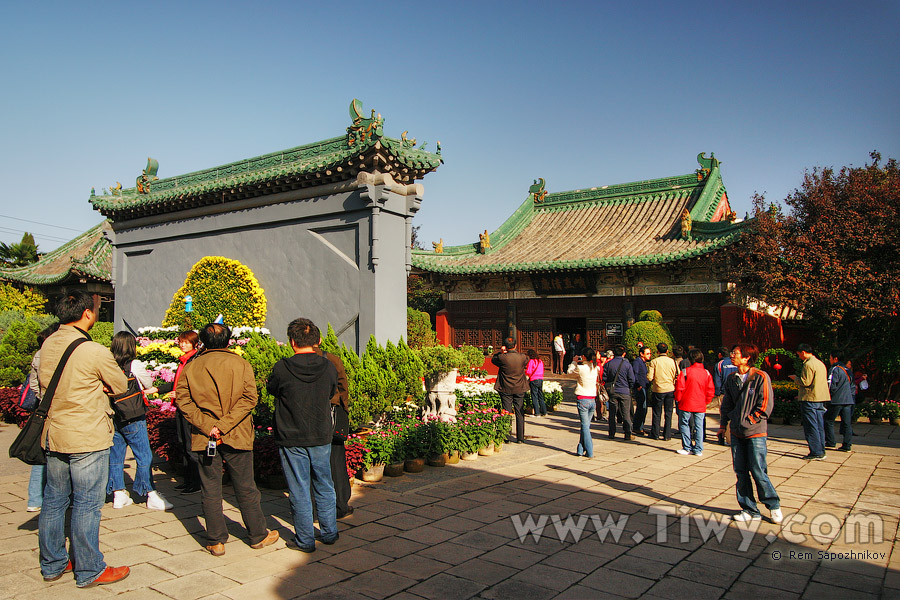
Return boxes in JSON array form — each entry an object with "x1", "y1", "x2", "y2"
[{"x1": 773, "y1": 363, "x2": 783, "y2": 371}]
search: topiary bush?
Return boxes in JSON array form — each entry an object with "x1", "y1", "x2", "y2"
[
  {"x1": 0, "y1": 318, "x2": 43, "y2": 387},
  {"x1": 241, "y1": 332, "x2": 292, "y2": 426},
  {"x1": 0, "y1": 283, "x2": 47, "y2": 315},
  {"x1": 162, "y1": 256, "x2": 267, "y2": 329},
  {"x1": 407, "y1": 307, "x2": 438, "y2": 349},
  {"x1": 0, "y1": 310, "x2": 57, "y2": 340},
  {"x1": 90, "y1": 322, "x2": 114, "y2": 348},
  {"x1": 624, "y1": 310, "x2": 676, "y2": 358}
]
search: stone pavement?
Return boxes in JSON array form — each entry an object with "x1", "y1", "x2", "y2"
[{"x1": 1, "y1": 379, "x2": 899, "y2": 600}]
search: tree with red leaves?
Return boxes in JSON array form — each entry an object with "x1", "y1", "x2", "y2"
[{"x1": 719, "y1": 152, "x2": 900, "y2": 391}]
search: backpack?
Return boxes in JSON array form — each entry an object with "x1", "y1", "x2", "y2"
[{"x1": 110, "y1": 369, "x2": 147, "y2": 423}]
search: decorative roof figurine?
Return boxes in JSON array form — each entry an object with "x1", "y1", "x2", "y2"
[
  {"x1": 696, "y1": 152, "x2": 719, "y2": 181},
  {"x1": 110, "y1": 182, "x2": 122, "y2": 196},
  {"x1": 432, "y1": 239, "x2": 444, "y2": 253},
  {"x1": 347, "y1": 98, "x2": 384, "y2": 148},
  {"x1": 401, "y1": 131, "x2": 417, "y2": 149},
  {"x1": 478, "y1": 230, "x2": 491, "y2": 254},
  {"x1": 530, "y1": 178, "x2": 547, "y2": 203},
  {"x1": 136, "y1": 157, "x2": 159, "y2": 194},
  {"x1": 680, "y1": 208, "x2": 693, "y2": 240}
]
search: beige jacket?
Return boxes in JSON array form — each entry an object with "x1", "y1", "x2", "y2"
[
  {"x1": 176, "y1": 348, "x2": 258, "y2": 451},
  {"x1": 798, "y1": 355, "x2": 829, "y2": 402},
  {"x1": 647, "y1": 355, "x2": 678, "y2": 393},
  {"x1": 39, "y1": 325, "x2": 129, "y2": 453}
]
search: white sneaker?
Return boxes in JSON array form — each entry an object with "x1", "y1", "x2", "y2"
[
  {"x1": 732, "y1": 511, "x2": 761, "y2": 522},
  {"x1": 770, "y1": 508, "x2": 783, "y2": 524},
  {"x1": 693, "y1": 451, "x2": 703, "y2": 456},
  {"x1": 146, "y1": 490, "x2": 173, "y2": 511},
  {"x1": 113, "y1": 490, "x2": 133, "y2": 509},
  {"x1": 676, "y1": 449, "x2": 691, "y2": 455},
  {"x1": 26, "y1": 506, "x2": 40, "y2": 512}
]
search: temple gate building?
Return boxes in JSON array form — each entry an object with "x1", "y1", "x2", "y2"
[
  {"x1": 89, "y1": 100, "x2": 442, "y2": 351},
  {"x1": 411, "y1": 153, "x2": 747, "y2": 366}
]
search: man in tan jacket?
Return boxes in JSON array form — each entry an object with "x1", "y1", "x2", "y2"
[
  {"x1": 647, "y1": 342, "x2": 678, "y2": 440},
  {"x1": 38, "y1": 290, "x2": 131, "y2": 588},
  {"x1": 176, "y1": 323, "x2": 278, "y2": 556},
  {"x1": 790, "y1": 343, "x2": 829, "y2": 460}
]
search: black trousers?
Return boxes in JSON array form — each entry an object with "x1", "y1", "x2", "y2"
[
  {"x1": 500, "y1": 392, "x2": 525, "y2": 442},
  {"x1": 331, "y1": 404, "x2": 352, "y2": 516},
  {"x1": 650, "y1": 391, "x2": 675, "y2": 440},
  {"x1": 608, "y1": 392, "x2": 633, "y2": 438},
  {"x1": 197, "y1": 445, "x2": 267, "y2": 545},
  {"x1": 176, "y1": 410, "x2": 201, "y2": 487},
  {"x1": 633, "y1": 387, "x2": 648, "y2": 433}
]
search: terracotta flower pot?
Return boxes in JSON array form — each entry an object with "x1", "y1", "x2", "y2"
[
  {"x1": 446, "y1": 450, "x2": 460, "y2": 464},
  {"x1": 427, "y1": 453, "x2": 449, "y2": 467},
  {"x1": 384, "y1": 462, "x2": 405, "y2": 477},
  {"x1": 359, "y1": 463, "x2": 385, "y2": 482},
  {"x1": 494, "y1": 442, "x2": 503, "y2": 453},
  {"x1": 460, "y1": 451, "x2": 478, "y2": 461},
  {"x1": 478, "y1": 442, "x2": 495, "y2": 456},
  {"x1": 404, "y1": 457, "x2": 426, "y2": 473}
]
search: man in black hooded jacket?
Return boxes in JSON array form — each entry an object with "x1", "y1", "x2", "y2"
[{"x1": 267, "y1": 318, "x2": 338, "y2": 552}]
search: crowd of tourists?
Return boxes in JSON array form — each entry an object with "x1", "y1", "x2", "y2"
[
  {"x1": 18, "y1": 290, "x2": 351, "y2": 588},
  {"x1": 493, "y1": 335, "x2": 861, "y2": 525}
]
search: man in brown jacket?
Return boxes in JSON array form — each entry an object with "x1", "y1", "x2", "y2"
[
  {"x1": 647, "y1": 342, "x2": 678, "y2": 440},
  {"x1": 176, "y1": 323, "x2": 278, "y2": 556},
  {"x1": 492, "y1": 337, "x2": 529, "y2": 444},
  {"x1": 38, "y1": 290, "x2": 131, "y2": 588}
]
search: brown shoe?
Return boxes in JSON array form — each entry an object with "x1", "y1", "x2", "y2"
[
  {"x1": 206, "y1": 543, "x2": 225, "y2": 556},
  {"x1": 78, "y1": 566, "x2": 130, "y2": 588},
  {"x1": 250, "y1": 529, "x2": 279, "y2": 549}
]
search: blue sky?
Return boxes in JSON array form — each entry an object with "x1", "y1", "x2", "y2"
[{"x1": 2, "y1": 1, "x2": 898, "y2": 252}]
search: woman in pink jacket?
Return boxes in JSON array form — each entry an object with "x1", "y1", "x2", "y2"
[
  {"x1": 674, "y1": 348, "x2": 714, "y2": 456},
  {"x1": 525, "y1": 349, "x2": 546, "y2": 417}
]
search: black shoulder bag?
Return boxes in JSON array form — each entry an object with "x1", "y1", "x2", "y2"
[{"x1": 9, "y1": 338, "x2": 89, "y2": 465}]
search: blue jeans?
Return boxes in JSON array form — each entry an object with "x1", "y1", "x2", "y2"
[
  {"x1": 576, "y1": 397, "x2": 595, "y2": 457},
  {"x1": 633, "y1": 387, "x2": 648, "y2": 432},
  {"x1": 801, "y1": 402, "x2": 827, "y2": 456},
  {"x1": 824, "y1": 403, "x2": 853, "y2": 448},
  {"x1": 731, "y1": 437, "x2": 779, "y2": 516},
  {"x1": 28, "y1": 464, "x2": 46, "y2": 507},
  {"x1": 107, "y1": 418, "x2": 155, "y2": 496},
  {"x1": 529, "y1": 380, "x2": 546, "y2": 416},
  {"x1": 40, "y1": 449, "x2": 109, "y2": 587},
  {"x1": 279, "y1": 444, "x2": 338, "y2": 550},
  {"x1": 679, "y1": 411, "x2": 704, "y2": 454}
]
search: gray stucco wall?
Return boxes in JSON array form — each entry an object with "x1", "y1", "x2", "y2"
[{"x1": 108, "y1": 178, "x2": 419, "y2": 353}]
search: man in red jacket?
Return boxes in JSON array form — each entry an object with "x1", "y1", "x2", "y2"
[{"x1": 674, "y1": 349, "x2": 714, "y2": 456}]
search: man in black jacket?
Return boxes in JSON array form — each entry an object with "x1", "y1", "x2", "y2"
[
  {"x1": 603, "y1": 344, "x2": 635, "y2": 440},
  {"x1": 267, "y1": 318, "x2": 338, "y2": 552},
  {"x1": 492, "y1": 337, "x2": 529, "y2": 443}
]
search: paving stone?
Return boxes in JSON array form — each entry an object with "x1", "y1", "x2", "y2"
[
  {"x1": 407, "y1": 573, "x2": 486, "y2": 600},
  {"x1": 605, "y1": 554, "x2": 672, "y2": 580},
  {"x1": 626, "y1": 542, "x2": 691, "y2": 564},
  {"x1": 580, "y1": 569, "x2": 655, "y2": 598},
  {"x1": 151, "y1": 570, "x2": 237, "y2": 600},
  {"x1": 738, "y1": 565, "x2": 811, "y2": 593},
  {"x1": 380, "y1": 554, "x2": 452, "y2": 581},
  {"x1": 342, "y1": 569, "x2": 417, "y2": 599},
  {"x1": 320, "y1": 547, "x2": 392, "y2": 573},
  {"x1": 646, "y1": 576, "x2": 723, "y2": 600},
  {"x1": 363, "y1": 536, "x2": 429, "y2": 558},
  {"x1": 481, "y1": 579, "x2": 557, "y2": 600},
  {"x1": 447, "y1": 558, "x2": 519, "y2": 586},
  {"x1": 219, "y1": 573, "x2": 311, "y2": 600},
  {"x1": 479, "y1": 545, "x2": 546, "y2": 569},
  {"x1": 397, "y1": 525, "x2": 460, "y2": 545},
  {"x1": 451, "y1": 530, "x2": 510, "y2": 551},
  {"x1": 509, "y1": 563, "x2": 585, "y2": 591},
  {"x1": 273, "y1": 562, "x2": 352, "y2": 590}
]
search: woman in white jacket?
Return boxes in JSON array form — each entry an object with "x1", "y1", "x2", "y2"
[
  {"x1": 568, "y1": 347, "x2": 599, "y2": 458},
  {"x1": 108, "y1": 332, "x2": 172, "y2": 511}
]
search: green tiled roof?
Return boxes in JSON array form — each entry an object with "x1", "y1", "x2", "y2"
[
  {"x1": 412, "y1": 155, "x2": 744, "y2": 275},
  {"x1": 91, "y1": 100, "x2": 442, "y2": 220},
  {"x1": 0, "y1": 221, "x2": 112, "y2": 285}
]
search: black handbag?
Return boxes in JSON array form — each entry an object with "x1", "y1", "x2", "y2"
[
  {"x1": 9, "y1": 337, "x2": 89, "y2": 465},
  {"x1": 110, "y1": 370, "x2": 147, "y2": 423}
]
